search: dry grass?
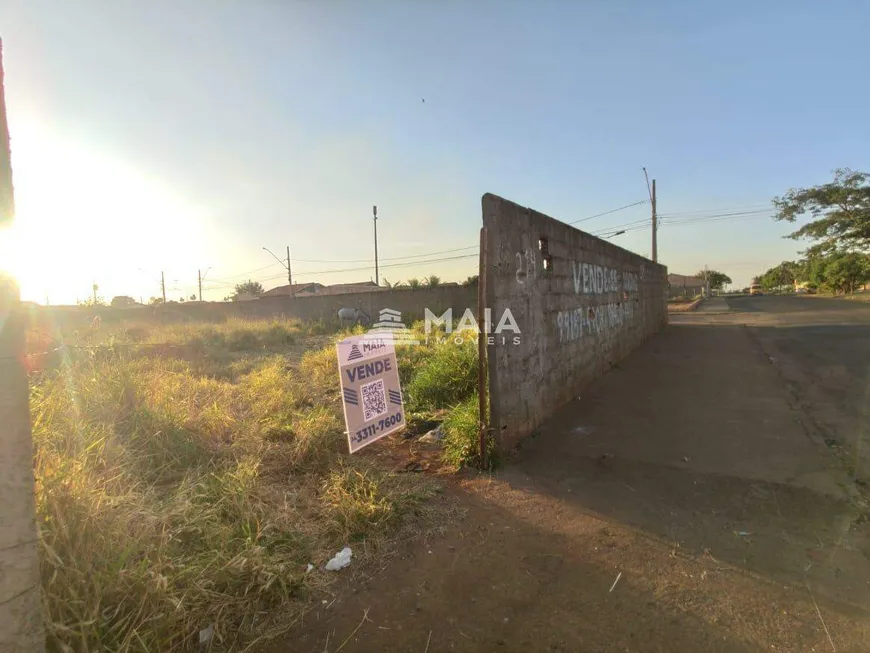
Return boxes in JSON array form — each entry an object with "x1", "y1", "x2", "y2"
[{"x1": 29, "y1": 318, "x2": 447, "y2": 652}]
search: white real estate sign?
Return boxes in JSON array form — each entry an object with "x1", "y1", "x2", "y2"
[{"x1": 336, "y1": 332, "x2": 406, "y2": 453}]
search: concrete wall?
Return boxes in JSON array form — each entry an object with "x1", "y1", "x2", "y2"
[
  {"x1": 482, "y1": 193, "x2": 668, "y2": 451},
  {"x1": 40, "y1": 285, "x2": 478, "y2": 330}
]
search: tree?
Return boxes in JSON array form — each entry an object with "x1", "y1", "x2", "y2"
[
  {"x1": 78, "y1": 296, "x2": 106, "y2": 308},
  {"x1": 694, "y1": 269, "x2": 732, "y2": 292},
  {"x1": 759, "y1": 261, "x2": 801, "y2": 291},
  {"x1": 231, "y1": 280, "x2": 264, "y2": 301},
  {"x1": 773, "y1": 168, "x2": 870, "y2": 257},
  {"x1": 407, "y1": 278, "x2": 421, "y2": 289},
  {"x1": 110, "y1": 295, "x2": 137, "y2": 308},
  {"x1": 463, "y1": 275, "x2": 479, "y2": 287},
  {"x1": 189, "y1": 294, "x2": 197, "y2": 301},
  {"x1": 148, "y1": 296, "x2": 164, "y2": 306},
  {"x1": 424, "y1": 275, "x2": 441, "y2": 288},
  {"x1": 820, "y1": 252, "x2": 870, "y2": 294}
]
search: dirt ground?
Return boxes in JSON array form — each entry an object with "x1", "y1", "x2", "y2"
[{"x1": 262, "y1": 296, "x2": 870, "y2": 653}]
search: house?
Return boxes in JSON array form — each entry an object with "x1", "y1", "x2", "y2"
[
  {"x1": 668, "y1": 274, "x2": 707, "y2": 298},
  {"x1": 261, "y1": 280, "x2": 386, "y2": 298},
  {"x1": 261, "y1": 282, "x2": 325, "y2": 298},
  {"x1": 295, "y1": 281, "x2": 387, "y2": 297}
]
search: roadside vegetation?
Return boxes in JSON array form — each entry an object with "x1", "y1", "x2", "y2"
[
  {"x1": 26, "y1": 315, "x2": 482, "y2": 652},
  {"x1": 758, "y1": 168, "x2": 870, "y2": 294}
]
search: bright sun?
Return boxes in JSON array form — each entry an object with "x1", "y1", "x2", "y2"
[{"x1": 0, "y1": 120, "x2": 208, "y2": 304}]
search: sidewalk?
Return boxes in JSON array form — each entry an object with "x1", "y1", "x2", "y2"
[{"x1": 694, "y1": 296, "x2": 730, "y2": 313}]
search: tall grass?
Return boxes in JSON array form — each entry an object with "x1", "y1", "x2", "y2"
[{"x1": 30, "y1": 320, "x2": 440, "y2": 652}]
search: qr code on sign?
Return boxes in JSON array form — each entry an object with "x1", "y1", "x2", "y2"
[{"x1": 360, "y1": 379, "x2": 388, "y2": 421}]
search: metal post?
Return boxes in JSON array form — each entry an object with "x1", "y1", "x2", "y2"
[
  {"x1": 373, "y1": 205, "x2": 379, "y2": 286},
  {"x1": 286, "y1": 245, "x2": 294, "y2": 298},
  {"x1": 651, "y1": 179, "x2": 657, "y2": 263},
  {"x1": 477, "y1": 227, "x2": 488, "y2": 470}
]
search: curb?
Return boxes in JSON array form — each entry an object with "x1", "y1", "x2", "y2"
[{"x1": 667, "y1": 297, "x2": 704, "y2": 314}]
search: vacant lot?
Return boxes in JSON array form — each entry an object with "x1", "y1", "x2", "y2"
[{"x1": 25, "y1": 315, "x2": 480, "y2": 652}]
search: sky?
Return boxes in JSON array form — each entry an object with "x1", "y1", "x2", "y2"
[{"x1": 1, "y1": 0, "x2": 868, "y2": 303}]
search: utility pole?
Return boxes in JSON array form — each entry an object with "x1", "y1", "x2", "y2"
[
  {"x1": 287, "y1": 245, "x2": 293, "y2": 297},
  {"x1": 651, "y1": 179, "x2": 657, "y2": 263},
  {"x1": 92, "y1": 282, "x2": 98, "y2": 304},
  {"x1": 161, "y1": 271, "x2": 166, "y2": 304},
  {"x1": 0, "y1": 35, "x2": 47, "y2": 653},
  {"x1": 262, "y1": 247, "x2": 294, "y2": 297},
  {"x1": 197, "y1": 268, "x2": 211, "y2": 302},
  {"x1": 373, "y1": 205, "x2": 379, "y2": 286},
  {"x1": 643, "y1": 167, "x2": 658, "y2": 263}
]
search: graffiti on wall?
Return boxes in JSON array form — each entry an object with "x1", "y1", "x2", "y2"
[
  {"x1": 556, "y1": 260, "x2": 641, "y2": 343},
  {"x1": 571, "y1": 262, "x2": 638, "y2": 295}
]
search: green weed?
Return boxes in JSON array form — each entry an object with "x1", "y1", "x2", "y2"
[
  {"x1": 29, "y1": 317, "x2": 443, "y2": 652},
  {"x1": 440, "y1": 393, "x2": 496, "y2": 470}
]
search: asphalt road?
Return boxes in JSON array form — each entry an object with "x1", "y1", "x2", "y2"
[{"x1": 724, "y1": 294, "x2": 870, "y2": 478}]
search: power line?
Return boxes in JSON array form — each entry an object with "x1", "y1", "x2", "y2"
[
  {"x1": 662, "y1": 212, "x2": 775, "y2": 227},
  {"x1": 568, "y1": 200, "x2": 649, "y2": 225},
  {"x1": 193, "y1": 199, "x2": 653, "y2": 290},
  {"x1": 200, "y1": 252, "x2": 482, "y2": 289},
  {"x1": 658, "y1": 208, "x2": 774, "y2": 220},
  {"x1": 208, "y1": 261, "x2": 286, "y2": 284},
  {"x1": 592, "y1": 218, "x2": 651, "y2": 235},
  {"x1": 292, "y1": 245, "x2": 480, "y2": 264},
  {"x1": 206, "y1": 245, "x2": 481, "y2": 284},
  {"x1": 657, "y1": 204, "x2": 772, "y2": 218}
]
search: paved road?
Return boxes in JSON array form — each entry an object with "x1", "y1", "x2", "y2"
[
  {"x1": 724, "y1": 294, "x2": 870, "y2": 480},
  {"x1": 270, "y1": 295, "x2": 870, "y2": 653}
]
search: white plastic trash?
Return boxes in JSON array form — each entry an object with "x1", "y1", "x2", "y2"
[
  {"x1": 325, "y1": 547, "x2": 353, "y2": 571},
  {"x1": 199, "y1": 623, "x2": 214, "y2": 645}
]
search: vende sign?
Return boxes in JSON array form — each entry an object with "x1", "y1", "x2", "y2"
[{"x1": 336, "y1": 332, "x2": 406, "y2": 453}]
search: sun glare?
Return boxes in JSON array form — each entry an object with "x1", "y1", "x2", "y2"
[{"x1": 0, "y1": 121, "x2": 208, "y2": 304}]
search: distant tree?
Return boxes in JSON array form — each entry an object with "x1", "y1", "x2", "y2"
[
  {"x1": 820, "y1": 252, "x2": 870, "y2": 294},
  {"x1": 463, "y1": 275, "x2": 479, "y2": 287},
  {"x1": 110, "y1": 295, "x2": 137, "y2": 308},
  {"x1": 231, "y1": 280, "x2": 264, "y2": 301},
  {"x1": 78, "y1": 296, "x2": 106, "y2": 308},
  {"x1": 407, "y1": 278, "x2": 422, "y2": 289},
  {"x1": 694, "y1": 270, "x2": 732, "y2": 292},
  {"x1": 424, "y1": 275, "x2": 441, "y2": 288},
  {"x1": 179, "y1": 297, "x2": 185, "y2": 303},
  {"x1": 381, "y1": 278, "x2": 393, "y2": 289},
  {"x1": 189, "y1": 294, "x2": 197, "y2": 301},
  {"x1": 773, "y1": 168, "x2": 870, "y2": 257},
  {"x1": 148, "y1": 296, "x2": 164, "y2": 306},
  {"x1": 759, "y1": 261, "x2": 801, "y2": 291}
]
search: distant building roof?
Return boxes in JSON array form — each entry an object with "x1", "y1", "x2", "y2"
[
  {"x1": 296, "y1": 282, "x2": 387, "y2": 297},
  {"x1": 262, "y1": 282, "x2": 325, "y2": 297},
  {"x1": 668, "y1": 274, "x2": 706, "y2": 287}
]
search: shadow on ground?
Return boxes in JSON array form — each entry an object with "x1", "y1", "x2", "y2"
[{"x1": 263, "y1": 320, "x2": 870, "y2": 652}]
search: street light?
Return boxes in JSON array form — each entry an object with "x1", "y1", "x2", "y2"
[
  {"x1": 603, "y1": 230, "x2": 626, "y2": 239},
  {"x1": 262, "y1": 246, "x2": 293, "y2": 296}
]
